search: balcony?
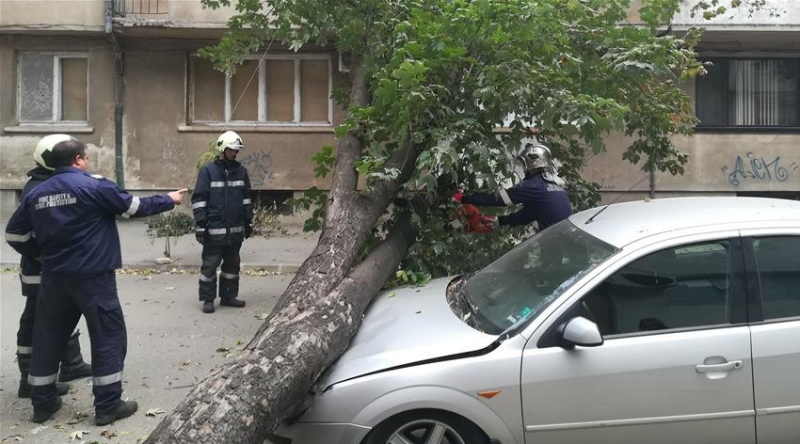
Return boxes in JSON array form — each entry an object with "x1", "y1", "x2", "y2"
[{"x1": 114, "y1": 0, "x2": 167, "y2": 16}]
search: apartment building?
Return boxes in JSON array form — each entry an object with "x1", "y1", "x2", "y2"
[{"x1": 1, "y1": 0, "x2": 798, "y2": 215}]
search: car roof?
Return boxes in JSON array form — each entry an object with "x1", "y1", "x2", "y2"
[{"x1": 570, "y1": 197, "x2": 800, "y2": 248}]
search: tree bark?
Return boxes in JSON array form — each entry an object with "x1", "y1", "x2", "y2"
[
  {"x1": 144, "y1": 211, "x2": 417, "y2": 444},
  {"x1": 145, "y1": 63, "x2": 421, "y2": 444}
]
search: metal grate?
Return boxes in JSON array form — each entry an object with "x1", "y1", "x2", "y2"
[{"x1": 114, "y1": 0, "x2": 168, "y2": 15}]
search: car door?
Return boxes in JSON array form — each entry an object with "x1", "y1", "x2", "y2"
[
  {"x1": 520, "y1": 236, "x2": 756, "y2": 444},
  {"x1": 742, "y1": 231, "x2": 800, "y2": 444}
]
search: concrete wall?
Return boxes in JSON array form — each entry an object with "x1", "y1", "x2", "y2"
[
  {"x1": 0, "y1": 0, "x2": 105, "y2": 31},
  {"x1": 114, "y1": 0, "x2": 239, "y2": 28},
  {"x1": 121, "y1": 43, "x2": 345, "y2": 191},
  {"x1": 0, "y1": 35, "x2": 117, "y2": 216},
  {"x1": 585, "y1": 132, "x2": 800, "y2": 197}
]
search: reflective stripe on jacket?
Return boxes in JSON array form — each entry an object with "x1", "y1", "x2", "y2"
[
  {"x1": 191, "y1": 159, "x2": 253, "y2": 246},
  {"x1": 18, "y1": 166, "x2": 51, "y2": 296},
  {"x1": 462, "y1": 172, "x2": 572, "y2": 230},
  {"x1": 5, "y1": 167, "x2": 174, "y2": 277}
]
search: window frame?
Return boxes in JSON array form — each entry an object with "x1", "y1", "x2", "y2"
[
  {"x1": 189, "y1": 53, "x2": 333, "y2": 126},
  {"x1": 742, "y1": 233, "x2": 800, "y2": 324},
  {"x1": 536, "y1": 235, "x2": 748, "y2": 348},
  {"x1": 695, "y1": 57, "x2": 800, "y2": 131},
  {"x1": 16, "y1": 51, "x2": 90, "y2": 126}
]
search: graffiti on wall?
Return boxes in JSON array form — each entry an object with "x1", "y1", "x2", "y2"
[
  {"x1": 239, "y1": 150, "x2": 275, "y2": 187},
  {"x1": 722, "y1": 152, "x2": 797, "y2": 186},
  {"x1": 162, "y1": 142, "x2": 187, "y2": 177}
]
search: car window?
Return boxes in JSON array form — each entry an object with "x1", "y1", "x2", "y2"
[
  {"x1": 459, "y1": 220, "x2": 617, "y2": 335},
  {"x1": 579, "y1": 240, "x2": 732, "y2": 336},
  {"x1": 753, "y1": 236, "x2": 800, "y2": 320}
]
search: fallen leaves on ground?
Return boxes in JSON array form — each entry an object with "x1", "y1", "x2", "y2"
[
  {"x1": 145, "y1": 408, "x2": 166, "y2": 417},
  {"x1": 66, "y1": 411, "x2": 90, "y2": 425},
  {"x1": 69, "y1": 430, "x2": 90, "y2": 440},
  {"x1": 30, "y1": 426, "x2": 48, "y2": 435}
]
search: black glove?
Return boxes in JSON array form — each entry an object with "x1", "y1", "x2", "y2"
[
  {"x1": 245, "y1": 224, "x2": 253, "y2": 239},
  {"x1": 196, "y1": 227, "x2": 206, "y2": 245}
]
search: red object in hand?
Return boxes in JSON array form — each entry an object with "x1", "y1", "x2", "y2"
[
  {"x1": 453, "y1": 190, "x2": 464, "y2": 203},
  {"x1": 455, "y1": 204, "x2": 495, "y2": 233},
  {"x1": 477, "y1": 215, "x2": 498, "y2": 233}
]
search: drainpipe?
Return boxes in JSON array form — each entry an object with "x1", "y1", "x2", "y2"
[{"x1": 105, "y1": 0, "x2": 125, "y2": 188}]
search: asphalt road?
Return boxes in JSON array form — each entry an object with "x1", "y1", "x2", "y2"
[{"x1": 1, "y1": 271, "x2": 292, "y2": 444}]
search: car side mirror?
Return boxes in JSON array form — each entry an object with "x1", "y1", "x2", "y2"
[{"x1": 559, "y1": 316, "x2": 604, "y2": 348}]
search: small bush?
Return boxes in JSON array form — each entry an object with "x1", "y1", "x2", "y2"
[
  {"x1": 252, "y1": 203, "x2": 285, "y2": 236},
  {"x1": 146, "y1": 212, "x2": 195, "y2": 240}
]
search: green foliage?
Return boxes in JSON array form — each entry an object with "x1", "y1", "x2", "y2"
[
  {"x1": 690, "y1": 0, "x2": 781, "y2": 19},
  {"x1": 196, "y1": 139, "x2": 219, "y2": 172},
  {"x1": 200, "y1": 0, "x2": 767, "y2": 282},
  {"x1": 251, "y1": 203, "x2": 285, "y2": 236},
  {"x1": 312, "y1": 145, "x2": 336, "y2": 178},
  {"x1": 146, "y1": 212, "x2": 195, "y2": 240},
  {"x1": 287, "y1": 187, "x2": 327, "y2": 232},
  {"x1": 387, "y1": 204, "x2": 527, "y2": 288}
]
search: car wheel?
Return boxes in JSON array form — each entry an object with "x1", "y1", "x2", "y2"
[{"x1": 364, "y1": 410, "x2": 487, "y2": 444}]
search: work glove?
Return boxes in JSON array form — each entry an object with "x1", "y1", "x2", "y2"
[
  {"x1": 245, "y1": 224, "x2": 253, "y2": 239},
  {"x1": 452, "y1": 189, "x2": 464, "y2": 203},
  {"x1": 195, "y1": 227, "x2": 206, "y2": 245}
]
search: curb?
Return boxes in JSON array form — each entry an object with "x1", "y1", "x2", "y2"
[{"x1": 1, "y1": 262, "x2": 301, "y2": 274}]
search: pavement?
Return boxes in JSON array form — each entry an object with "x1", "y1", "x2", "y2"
[
  {"x1": 0, "y1": 218, "x2": 320, "y2": 273},
  {"x1": 1, "y1": 272, "x2": 291, "y2": 444},
  {"x1": 0, "y1": 218, "x2": 317, "y2": 443}
]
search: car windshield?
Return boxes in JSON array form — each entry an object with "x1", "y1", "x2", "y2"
[{"x1": 456, "y1": 220, "x2": 617, "y2": 335}]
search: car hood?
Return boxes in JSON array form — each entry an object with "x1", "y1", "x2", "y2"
[{"x1": 322, "y1": 276, "x2": 498, "y2": 386}]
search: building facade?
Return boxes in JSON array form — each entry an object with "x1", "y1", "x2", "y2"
[{"x1": 1, "y1": 0, "x2": 798, "y2": 216}]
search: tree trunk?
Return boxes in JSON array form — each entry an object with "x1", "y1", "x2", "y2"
[{"x1": 145, "y1": 64, "x2": 421, "y2": 444}]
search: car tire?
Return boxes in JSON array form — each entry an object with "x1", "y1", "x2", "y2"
[{"x1": 363, "y1": 410, "x2": 488, "y2": 444}]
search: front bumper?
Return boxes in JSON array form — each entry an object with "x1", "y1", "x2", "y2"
[{"x1": 273, "y1": 421, "x2": 372, "y2": 444}]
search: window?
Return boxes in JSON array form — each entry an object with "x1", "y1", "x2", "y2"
[
  {"x1": 580, "y1": 240, "x2": 732, "y2": 336},
  {"x1": 18, "y1": 53, "x2": 89, "y2": 124},
  {"x1": 753, "y1": 236, "x2": 800, "y2": 320},
  {"x1": 191, "y1": 55, "x2": 332, "y2": 125},
  {"x1": 696, "y1": 58, "x2": 799, "y2": 127}
]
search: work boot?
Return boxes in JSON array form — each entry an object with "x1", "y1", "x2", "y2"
[
  {"x1": 95, "y1": 400, "x2": 138, "y2": 426},
  {"x1": 202, "y1": 301, "x2": 215, "y2": 313},
  {"x1": 220, "y1": 298, "x2": 246, "y2": 308},
  {"x1": 32, "y1": 397, "x2": 63, "y2": 423},
  {"x1": 17, "y1": 353, "x2": 70, "y2": 398},
  {"x1": 59, "y1": 331, "x2": 92, "y2": 382}
]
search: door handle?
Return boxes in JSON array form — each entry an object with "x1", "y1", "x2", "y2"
[{"x1": 695, "y1": 360, "x2": 743, "y2": 373}]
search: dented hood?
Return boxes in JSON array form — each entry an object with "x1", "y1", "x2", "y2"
[{"x1": 323, "y1": 277, "x2": 497, "y2": 386}]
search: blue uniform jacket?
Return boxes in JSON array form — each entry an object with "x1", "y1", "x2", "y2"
[
  {"x1": 18, "y1": 166, "x2": 52, "y2": 296},
  {"x1": 462, "y1": 172, "x2": 572, "y2": 230},
  {"x1": 191, "y1": 159, "x2": 253, "y2": 246},
  {"x1": 5, "y1": 167, "x2": 174, "y2": 277}
]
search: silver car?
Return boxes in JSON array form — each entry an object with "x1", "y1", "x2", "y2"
[{"x1": 275, "y1": 197, "x2": 800, "y2": 444}]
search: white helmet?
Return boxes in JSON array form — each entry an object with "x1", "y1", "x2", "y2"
[
  {"x1": 34, "y1": 134, "x2": 77, "y2": 170},
  {"x1": 215, "y1": 131, "x2": 244, "y2": 152}
]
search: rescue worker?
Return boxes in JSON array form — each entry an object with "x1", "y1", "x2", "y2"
[
  {"x1": 192, "y1": 131, "x2": 253, "y2": 314},
  {"x1": 459, "y1": 143, "x2": 572, "y2": 231},
  {"x1": 5, "y1": 137, "x2": 186, "y2": 424},
  {"x1": 15, "y1": 135, "x2": 93, "y2": 400}
]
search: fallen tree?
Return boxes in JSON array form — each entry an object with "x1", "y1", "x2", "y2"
[{"x1": 145, "y1": 0, "x2": 748, "y2": 442}]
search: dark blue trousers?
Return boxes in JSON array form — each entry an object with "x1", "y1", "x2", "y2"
[
  {"x1": 29, "y1": 271, "x2": 127, "y2": 415},
  {"x1": 199, "y1": 243, "x2": 242, "y2": 301}
]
